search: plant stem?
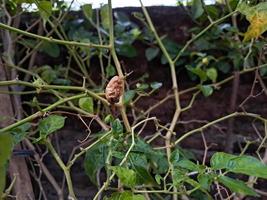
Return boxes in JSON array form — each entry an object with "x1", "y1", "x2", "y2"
[
  {"x1": 108, "y1": 0, "x2": 131, "y2": 133},
  {"x1": 0, "y1": 93, "x2": 87, "y2": 133},
  {"x1": 0, "y1": 79, "x2": 109, "y2": 105},
  {"x1": 67, "y1": 130, "x2": 112, "y2": 168},
  {"x1": 174, "y1": 112, "x2": 267, "y2": 145},
  {"x1": 45, "y1": 140, "x2": 77, "y2": 200},
  {"x1": 139, "y1": 2, "x2": 181, "y2": 199},
  {"x1": 173, "y1": 11, "x2": 237, "y2": 64},
  {"x1": 0, "y1": 22, "x2": 111, "y2": 49}
]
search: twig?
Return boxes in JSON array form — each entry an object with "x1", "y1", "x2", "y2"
[{"x1": 0, "y1": 22, "x2": 111, "y2": 49}]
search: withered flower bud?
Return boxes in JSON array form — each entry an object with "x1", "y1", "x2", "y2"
[{"x1": 105, "y1": 76, "x2": 124, "y2": 104}]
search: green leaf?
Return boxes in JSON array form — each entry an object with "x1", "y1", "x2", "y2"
[
  {"x1": 210, "y1": 152, "x2": 236, "y2": 170},
  {"x1": 155, "y1": 174, "x2": 162, "y2": 185},
  {"x1": 162, "y1": 38, "x2": 180, "y2": 54},
  {"x1": 191, "y1": 0, "x2": 204, "y2": 19},
  {"x1": 19, "y1": 39, "x2": 36, "y2": 49},
  {"x1": 172, "y1": 168, "x2": 187, "y2": 186},
  {"x1": 39, "y1": 42, "x2": 60, "y2": 58},
  {"x1": 0, "y1": 165, "x2": 6, "y2": 198},
  {"x1": 101, "y1": 4, "x2": 110, "y2": 30},
  {"x1": 110, "y1": 166, "x2": 137, "y2": 188},
  {"x1": 116, "y1": 44, "x2": 137, "y2": 58},
  {"x1": 260, "y1": 66, "x2": 267, "y2": 76},
  {"x1": 200, "y1": 85, "x2": 213, "y2": 97},
  {"x1": 186, "y1": 66, "x2": 207, "y2": 82},
  {"x1": 82, "y1": 4, "x2": 93, "y2": 21},
  {"x1": 38, "y1": 115, "x2": 66, "y2": 138},
  {"x1": 84, "y1": 142, "x2": 108, "y2": 184},
  {"x1": 136, "y1": 83, "x2": 149, "y2": 91},
  {"x1": 206, "y1": 68, "x2": 217, "y2": 82},
  {"x1": 197, "y1": 174, "x2": 213, "y2": 191},
  {"x1": 0, "y1": 133, "x2": 14, "y2": 196},
  {"x1": 150, "y1": 82, "x2": 162, "y2": 90},
  {"x1": 170, "y1": 149, "x2": 180, "y2": 167},
  {"x1": 40, "y1": 66, "x2": 57, "y2": 84},
  {"x1": 145, "y1": 47, "x2": 159, "y2": 61},
  {"x1": 10, "y1": 123, "x2": 31, "y2": 144},
  {"x1": 0, "y1": 133, "x2": 14, "y2": 164},
  {"x1": 79, "y1": 97, "x2": 94, "y2": 113},
  {"x1": 217, "y1": 60, "x2": 231, "y2": 74},
  {"x1": 104, "y1": 191, "x2": 145, "y2": 200},
  {"x1": 133, "y1": 165, "x2": 157, "y2": 185},
  {"x1": 218, "y1": 176, "x2": 258, "y2": 196},
  {"x1": 111, "y1": 119, "x2": 123, "y2": 135},
  {"x1": 106, "y1": 64, "x2": 116, "y2": 78},
  {"x1": 177, "y1": 159, "x2": 199, "y2": 171},
  {"x1": 123, "y1": 90, "x2": 136, "y2": 105},
  {"x1": 128, "y1": 153, "x2": 148, "y2": 169},
  {"x1": 36, "y1": 1, "x2": 52, "y2": 22},
  {"x1": 211, "y1": 152, "x2": 267, "y2": 178},
  {"x1": 104, "y1": 114, "x2": 114, "y2": 124},
  {"x1": 133, "y1": 139, "x2": 168, "y2": 174}
]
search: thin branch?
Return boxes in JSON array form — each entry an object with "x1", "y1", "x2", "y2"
[{"x1": 0, "y1": 22, "x2": 111, "y2": 49}]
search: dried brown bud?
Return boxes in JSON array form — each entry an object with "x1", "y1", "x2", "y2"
[{"x1": 105, "y1": 76, "x2": 124, "y2": 104}]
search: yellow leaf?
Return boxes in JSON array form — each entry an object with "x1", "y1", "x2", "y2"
[{"x1": 244, "y1": 11, "x2": 267, "y2": 42}]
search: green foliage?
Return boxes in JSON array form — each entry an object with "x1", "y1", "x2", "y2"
[
  {"x1": 150, "y1": 82, "x2": 162, "y2": 90},
  {"x1": 111, "y1": 119, "x2": 123, "y2": 135},
  {"x1": 104, "y1": 191, "x2": 145, "y2": 200},
  {"x1": 218, "y1": 176, "x2": 258, "y2": 196},
  {"x1": 191, "y1": 0, "x2": 204, "y2": 19},
  {"x1": 145, "y1": 47, "x2": 160, "y2": 61},
  {"x1": 133, "y1": 138, "x2": 168, "y2": 174},
  {"x1": 10, "y1": 123, "x2": 31, "y2": 144},
  {"x1": 2, "y1": 1, "x2": 267, "y2": 199},
  {"x1": 123, "y1": 90, "x2": 136, "y2": 105},
  {"x1": 206, "y1": 68, "x2": 217, "y2": 83},
  {"x1": 36, "y1": 1, "x2": 52, "y2": 23},
  {"x1": 197, "y1": 174, "x2": 213, "y2": 191},
  {"x1": 19, "y1": 40, "x2": 60, "y2": 58},
  {"x1": 200, "y1": 85, "x2": 213, "y2": 97},
  {"x1": 84, "y1": 141, "x2": 109, "y2": 184},
  {"x1": 106, "y1": 65, "x2": 116, "y2": 78},
  {"x1": 39, "y1": 42, "x2": 60, "y2": 58},
  {"x1": 116, "y1": 44, "x2": 137, "y2": 58},
  {"x1": 82, "y1": 4, "x2": 93, "y2": 21},
  {"x1": 0, "y1": 133, "x2": 14, "y2": 196},
  {"x1": 0, "y1": 165, "x2": 6, "y2": 198},
  {"x1": 79, "y1": 97, "x2": 94, "y2": 113},
  {"x1": 110, "y1": 166, "x2": 137, "y2": 188},
  {"x1": 211, "y1": 152, "x2": 267, "y2": 178},
  {"x1": 35, "y1": 115, "x2": 66, "y2": 142},
  {"x1": 101, "y1": 4, "x2": 110, "y2": 30}
]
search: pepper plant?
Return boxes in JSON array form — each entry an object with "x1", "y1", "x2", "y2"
[{"x1": 1, "y1": 0, "x2": 267, "y2": 199}]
